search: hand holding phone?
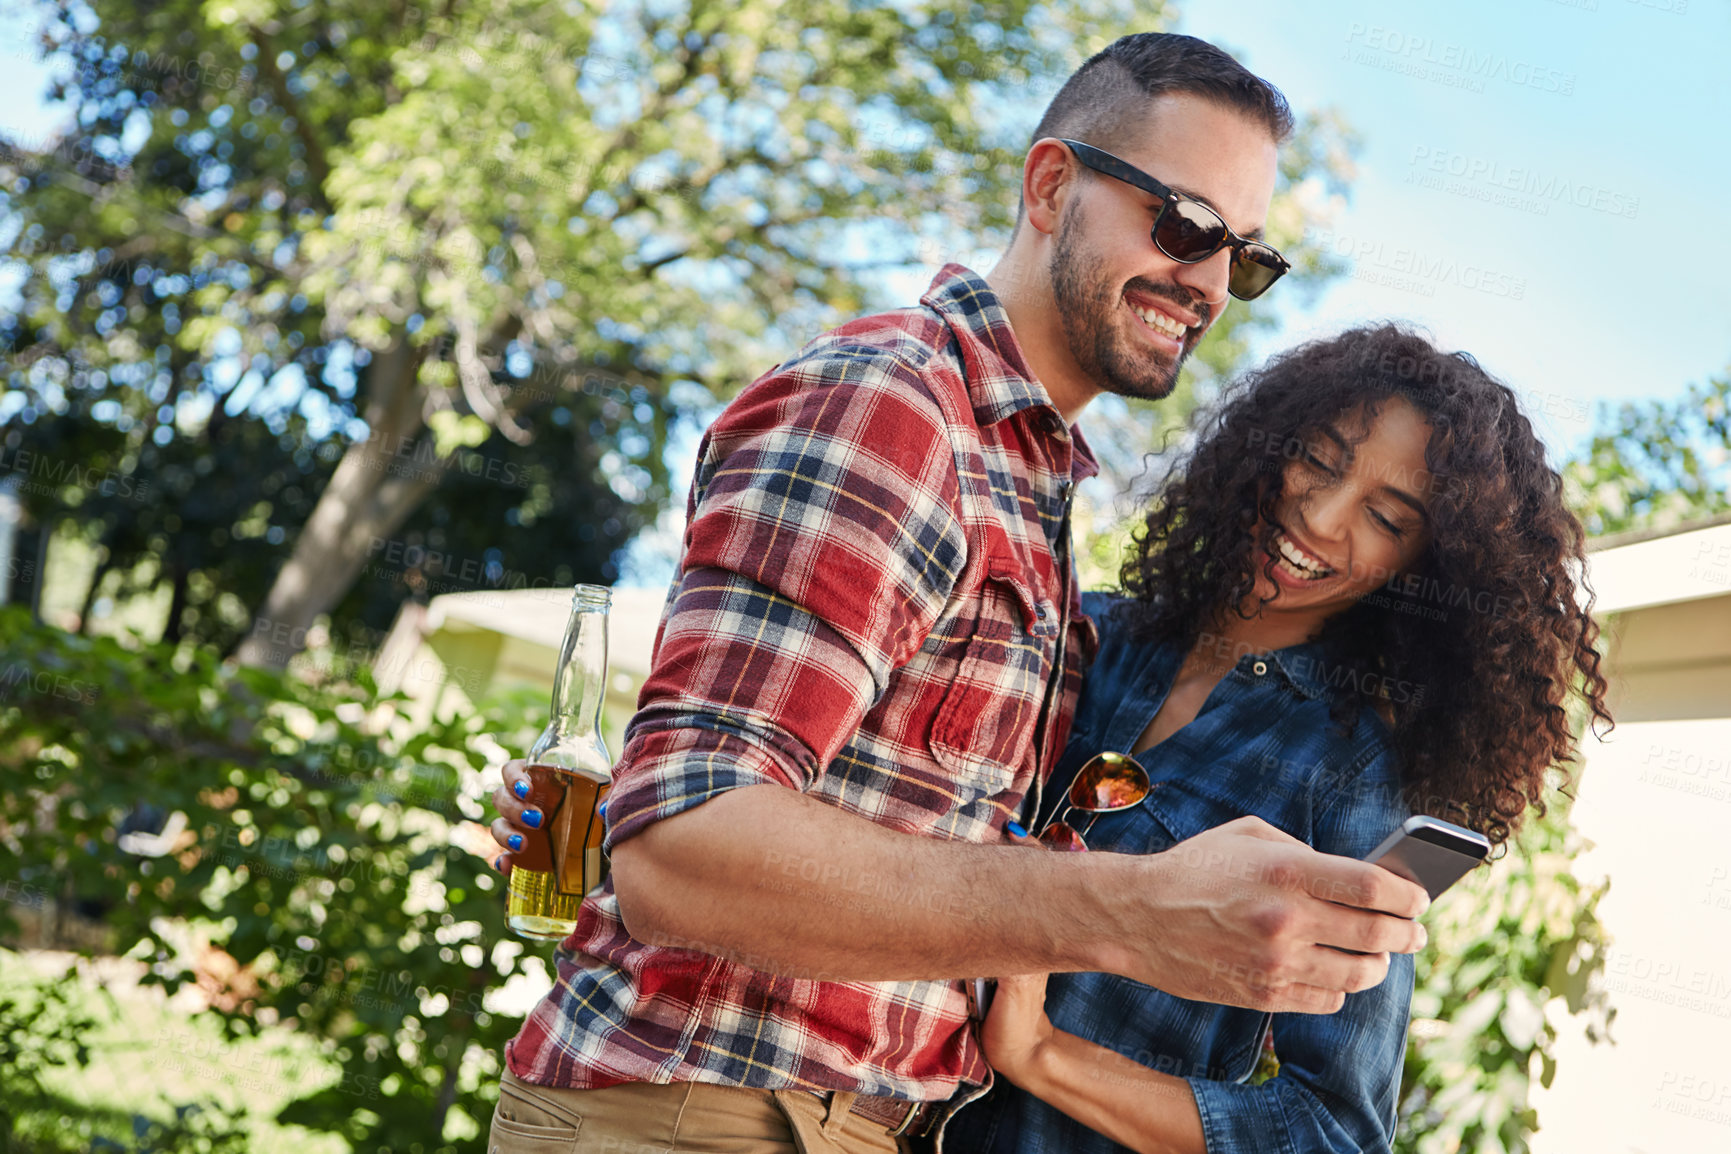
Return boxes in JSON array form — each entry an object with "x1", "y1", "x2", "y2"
[
  {"x1": 1365, "y1": 815, "x2": 1490, "y2": 901},
  {"x1": 1324, "y1": 816, "x2": 1489, "y2": 957}
]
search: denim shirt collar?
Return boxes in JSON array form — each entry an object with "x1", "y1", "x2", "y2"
[
  {"x1": 1265, "y1": 644, "x2": 1333, "y2": 701},
  {"x1": 1162, "y1": 635, "x2": 1337, "y2": 701},
  {"x1": 1093, "y1": 634, "x2": 1333, "y2": 755}
]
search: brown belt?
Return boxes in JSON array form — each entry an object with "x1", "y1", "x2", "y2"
[{"x1": 838, "y1": 1091, "x2": 941, "y2": 1137}]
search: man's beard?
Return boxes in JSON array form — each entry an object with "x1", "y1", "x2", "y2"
[{"x1": 1049, "y1": 199, "x2": 1206, "y2": 402}]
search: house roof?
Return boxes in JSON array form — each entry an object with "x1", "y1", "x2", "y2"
[
  {"x1": 1585, "y1": 519, "x2": 1731, "y2": 615},
  {"x1": 421, "y1": 585, "x2": 669, "y2": 678}
]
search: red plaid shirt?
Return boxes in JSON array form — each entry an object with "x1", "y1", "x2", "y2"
[{"x1": 506, "y1": 265, "x2": 1098, "y2": 1102}]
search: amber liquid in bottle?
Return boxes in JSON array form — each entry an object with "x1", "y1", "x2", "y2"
[{"x1": 505, "y1": 585, "x2": 614, "y2": 941}]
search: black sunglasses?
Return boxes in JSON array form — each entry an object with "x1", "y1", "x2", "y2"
[{"x1": 1059, "y1": 139, "x2": 1290, "y2": 301}]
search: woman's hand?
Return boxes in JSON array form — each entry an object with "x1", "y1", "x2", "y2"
[
  {"x1": 489, "y1": 759, "x2": 560, "y2": 875},
  {"x1": 981, "y1": 972, "x2": 1056, "y2": 1086}
]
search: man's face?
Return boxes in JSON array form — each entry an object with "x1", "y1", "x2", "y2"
[{"x1": 1048, "y1": 93, "x2": 1280, "y2": 401}]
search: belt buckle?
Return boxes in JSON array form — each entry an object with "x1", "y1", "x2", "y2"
[{"x1": 891, "y1": 1099, "x2": 940, "y2": 1138}]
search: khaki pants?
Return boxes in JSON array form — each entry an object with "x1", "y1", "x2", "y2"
[{"x1": 488, "y1": 1069, "x2": 915, "y2": 1154}]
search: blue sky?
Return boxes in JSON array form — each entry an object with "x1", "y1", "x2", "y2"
[
  {"x1": 3, "y1": 0, "x2": 1728, "y2": 581},
  {"x1": 1176, "y1": 0, "x2": 1731, "y2": 453}
]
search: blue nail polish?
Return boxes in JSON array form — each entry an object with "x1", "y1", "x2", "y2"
[
  {"x1": 512, "y1": 780, "x2": 529, "y2": 800},
  {"x1": 493, "y1": 855, "x2": 505, "y2": 871},
  {"x1": 523, "y1": 809, "x2": 543, "y2": 829},
  {"x1": 507, "y1": 834, "x2": 523, "y2": 852},
  {"x1": 1006, "y1": 821, "x2": 1028, "y2": 838},
  {"x1": 597, "y1": 800, "x2": 608, "y2": 818}
]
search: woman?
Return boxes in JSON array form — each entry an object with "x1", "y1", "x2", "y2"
[{"x1": 944, "y1": 324, "x2": 1611, "y2": 1154}]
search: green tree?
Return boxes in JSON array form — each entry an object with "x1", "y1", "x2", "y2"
[
  {"x1": 1, "y1": 605, "x2": 545, "y2": 1150},
  {"x1": 3, "y1": 0, "x2": 1357, "y2": 664},
  {"x1": 0, "y1": 2, "x2": 667, "y2": 649},
  {"x1": 1563, "y1": 369, "x2": 1731, "y2": 538}
]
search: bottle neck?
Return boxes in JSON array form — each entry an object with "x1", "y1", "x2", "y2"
[{"x1": 550, "y1": 586, "x2": 610, "y2": 737}]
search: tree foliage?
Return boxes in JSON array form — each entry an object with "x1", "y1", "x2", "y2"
[
  {"x1": 2, "y1": 0, "x2": 1357, "y2": 663},
  {"x1": 1563, "y1": 369, "x2": 1731, "y2": 538}
]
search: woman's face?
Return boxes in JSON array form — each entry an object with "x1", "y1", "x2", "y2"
[{"x1": 1250, "y1": 396, "x2": 1436, "y2": 624}]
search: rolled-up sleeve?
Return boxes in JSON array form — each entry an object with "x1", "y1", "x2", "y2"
[
  {"x1": 1188, "y1": 750, "x2": 1416, "y2": 1154},
  {"x1": 603, "y1": 350, "x2": 968, "y2": 850}
]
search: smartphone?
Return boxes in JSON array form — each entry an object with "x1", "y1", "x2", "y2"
[
  {"x1": 1365, "y1": 815, "x2": 1491, "y2": 900},
  {"x1": 969, "y1": 976, "x2": 994, "y2": 1019}
]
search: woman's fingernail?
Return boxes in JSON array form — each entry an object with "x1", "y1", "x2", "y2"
[
  {"x1": 493, "y1": 855, "x2": 505, "y2": 871},
  {"x1": 512, "y1": 780, "x2": 529, "y2": 800},
  {"x1": 1006, "y1": 822, "x2": 1028, "y2": 838},
  {"x1": 597, "y1": 800, "x2": 608, "y2": 819},
  {"x1": 523, "y1": 809, "x2": 543, "y2": 829},
  {"x1": 507, "y1": 834, "x2": 523, "y2": 852}
]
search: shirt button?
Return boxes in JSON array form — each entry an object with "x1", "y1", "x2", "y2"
[
  {"x1": 1036, "y1": 606, "x2": 1047, "y2": 619},
  {"x1": 1252, "y1": 661, "x2": 1268, "y2": 676}
]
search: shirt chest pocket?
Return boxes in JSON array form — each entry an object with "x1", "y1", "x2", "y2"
[
  {"x1": 929, "y1": 558, "x2": 1060, "y2": 796},
  {"x1": 1082, "y1": 775, "x2": 1283, "y2": 860}
]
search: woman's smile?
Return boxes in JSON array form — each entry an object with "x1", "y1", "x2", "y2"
[
  {"x1": 1267, "y1": 527, "x2": 1337, "y2": 583},
  {"x1": 1246, "y1": 397, "x2": 1436, "y2": 637}
]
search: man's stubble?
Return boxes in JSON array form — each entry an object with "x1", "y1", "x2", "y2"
[{"x1": 1048, "y1": 195, "x2": 1208, "y2": 403}]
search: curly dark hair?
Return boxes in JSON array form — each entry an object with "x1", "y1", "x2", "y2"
[{"x1": 1120, "y1": 324, "x2": 1613, "y2": 848}]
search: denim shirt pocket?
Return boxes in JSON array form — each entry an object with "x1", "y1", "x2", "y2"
[{"x1": 1077, "y1": 780, "x2": 1276, "y2": 1084}]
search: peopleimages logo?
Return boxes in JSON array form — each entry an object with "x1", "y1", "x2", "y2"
[
  {"x1": 1305, "y1": 228, "x2": 1527, "y2": 301},
  {"x1": 1601, "y1": 950, "x2": 1731, "y2": 1019},
  {"x1": 0, "y1": 661, "x2": 100, "y2": 705},
  {"x1": 1408, "y1": 147, "x2": 1640, "y2": 219},
  {"x1": 1343, "y1": 24, "x2": 1577, "y2": 96},
  {"x1": 0, "y1": 445, "x2": 149, "y2": 501}
]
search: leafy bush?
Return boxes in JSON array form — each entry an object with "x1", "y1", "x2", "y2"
[
  {"x1": 1395, "y1": 807, "x2": 1614, "y2": 1154},
  {"x1": 0, "y1": 963, "x2": 99, "y2": 1151},
  {"x1": 0, "y1": 608, "x2": 545, "y2": 1152},
  {"x1": 0, "y1": 956, "x2": 257, "y2": 1154}
]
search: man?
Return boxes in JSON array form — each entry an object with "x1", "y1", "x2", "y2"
[{"x1": 486, "y1": 32, "x2": 1429, "y2": 1152}]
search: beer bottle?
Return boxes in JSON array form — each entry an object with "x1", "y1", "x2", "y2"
[{"x1": 505, "y1": 584, "x2": 613, "y2": 940}]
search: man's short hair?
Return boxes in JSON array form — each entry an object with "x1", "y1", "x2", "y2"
[{"x1": 1031, "y1": 33, "x2": 1294, "y2": 154}]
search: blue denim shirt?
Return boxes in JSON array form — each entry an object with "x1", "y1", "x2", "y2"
[{"x1": 947, "y1": 593, "x2": 1415, "y2": 1154}]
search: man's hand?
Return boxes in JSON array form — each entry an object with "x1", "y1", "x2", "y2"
[{"x1": 1108, "y1": 816, "x2": 1429, "y2": 1013}]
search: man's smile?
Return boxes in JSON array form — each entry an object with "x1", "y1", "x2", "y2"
[{"x1": 1123, "y1": 288, "x2": 1202, "y2": 352}]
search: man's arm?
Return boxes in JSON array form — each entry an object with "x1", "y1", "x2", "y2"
[
  {"x1": 495, "y1": 773, "x2": 1427, "y2": 1013},
  {"x1": 487, "y1": 352, "x2": 1426, "y2": 1011}
]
